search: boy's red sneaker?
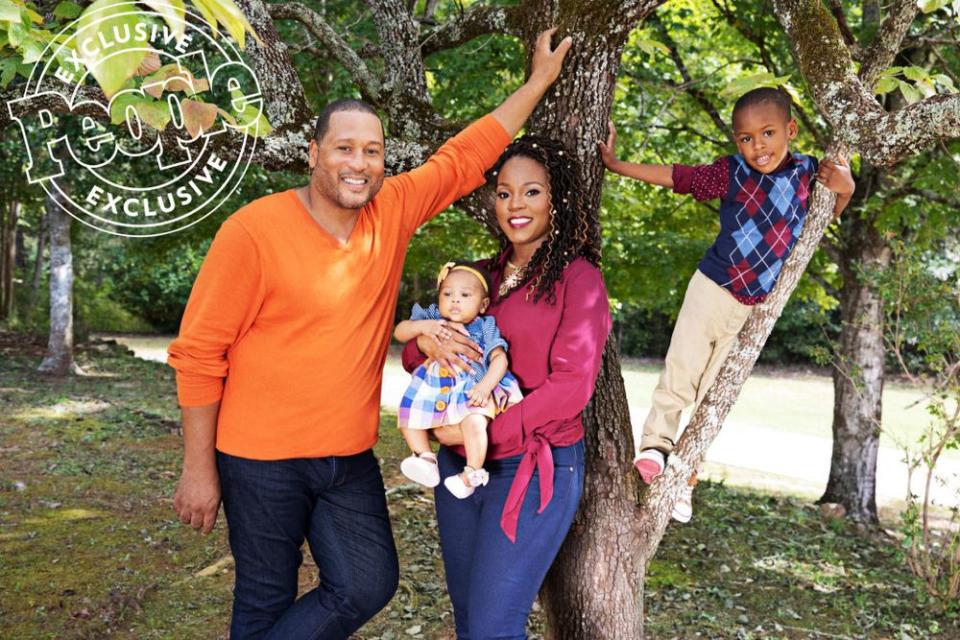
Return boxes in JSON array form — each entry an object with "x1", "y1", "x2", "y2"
[{"x1": 634, "y1": 449, "x2": 665, "y2": 484}]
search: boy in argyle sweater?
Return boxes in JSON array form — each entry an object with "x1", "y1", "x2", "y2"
[{"x1": 599, "y1": 87, "x2": 854, "y2": 522}]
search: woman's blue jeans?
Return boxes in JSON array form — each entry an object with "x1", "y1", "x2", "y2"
[
  {"x1": 216, "y1": 449, "x2": 399, "y2": 640},
  {"x1": 435, "y1": 440, "x2": 585, "y2": 640}
]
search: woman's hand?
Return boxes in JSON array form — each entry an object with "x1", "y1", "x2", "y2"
[
  {"x1": 417, "y1": 329, "x2": 483, "y2": 375},
  {"x1": 418, "y1": 319, "x2": 463, "y2": 345}
]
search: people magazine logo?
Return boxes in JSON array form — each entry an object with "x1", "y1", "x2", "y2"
[{"x1": 5, "y1": 0, "x2": 267, "y2": 237}]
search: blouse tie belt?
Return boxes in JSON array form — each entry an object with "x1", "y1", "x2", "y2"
[{"x1": 499, "y1": 431, "x2": 554, "y2": 543}]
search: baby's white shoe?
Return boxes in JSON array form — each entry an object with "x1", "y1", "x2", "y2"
[
  {"x1": 444, "y1": 466, "x2": 489, "y2": 499},
  {"x1": 400, "y1": 452, "x2": 440, "y2": 487}
]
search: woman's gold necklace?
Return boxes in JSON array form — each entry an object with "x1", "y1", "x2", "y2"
[{"x1": 499, "y1": 259, "x2": 529, "y2": 298}]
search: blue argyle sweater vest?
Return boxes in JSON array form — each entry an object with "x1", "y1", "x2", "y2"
[{"x1": 698, "y1": 153, "x2": 818, "y2": 302}]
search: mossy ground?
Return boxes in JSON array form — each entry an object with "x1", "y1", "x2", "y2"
[{"x1": 0, "y1": 331, "x2": 955, "y2": 639}]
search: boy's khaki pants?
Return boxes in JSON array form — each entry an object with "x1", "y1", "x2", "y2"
[{"x1": 635, "y1": 269, "x2": 753, "y2": 456}]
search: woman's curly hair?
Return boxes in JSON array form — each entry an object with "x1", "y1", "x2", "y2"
[{"x1": 485, "y1": 135, "x2": 601, "y2": 304}]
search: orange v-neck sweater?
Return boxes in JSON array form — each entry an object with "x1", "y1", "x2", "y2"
[{"x1": 167, "y1": 115, "x2": 511, "y2": 459}]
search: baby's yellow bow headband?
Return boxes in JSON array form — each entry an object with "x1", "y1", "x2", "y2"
[{"x1": 436, "y1": 262, "x2": 489, "y2": 293}]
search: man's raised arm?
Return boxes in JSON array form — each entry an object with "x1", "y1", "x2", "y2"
[{"x1": 392, "y1": 28, "x2": 573, "y2": 234}]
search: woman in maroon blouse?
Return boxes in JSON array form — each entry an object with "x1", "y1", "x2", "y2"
[{"x1": 402, "y1": 136, "x2": 611, "y2": 639}]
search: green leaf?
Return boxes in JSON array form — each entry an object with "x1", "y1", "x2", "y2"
[
  {"x1": 74, "y1": 0, "x2": 150, "y2": 98},
  {"x1": 916, "y1": 78, "x2": 937, "y2": 98},
  {"x1": 877, "y1": 66, "x2": 904, "y2": 78},
  {"x1": 142, "y1": 0, "x2": 185, "y2": 42},
  {"x1": 933, "y1": 74, "x2": 956, "y2": 92},
  {"x1": 874, "y1": 76, "x2": 899, "y2": 95},
  {"x1": 0, "y1": 0, "x2": 21, "y2": 23},
  {"x1": 898, "y1": 80, "x2": 922, "y2": 104},
  {"x1": 902, "y1": 66, "x2": 928, "y2": 83},
  {"x1": 53, "y1": 1, "x2": 83, "y2": 19},
  {"x1": 20, "y1": 32, "x2": 43, "y2": 63},
  {"x1": 0, "y1": 57, "x2": 18, "y2": 87},
  {"x1": 229, "y1": 88, "x2": 271, "y2": 137},
  {"x1": 719, "y1": 72, "x2": 791, "y2": 99},
  {"x1": 918, "y1": 0, "x2": 950, "y2": 13},
  {"x1": 6, "y1": 19, "x2": 27, "y2": 46},
  {"x1": 109, "y1": 90, "x2": 171, "y2": 130},
  {"x1": 190, "y1": 0, "x2": 258, "y2": 48},
  {"x1": 635, "y1": 38, "x2": 669, "y2": 57}
]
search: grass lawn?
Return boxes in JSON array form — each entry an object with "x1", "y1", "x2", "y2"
[
  {"x1": 1, "y1": 332, "x2": 955, "y2": 639},
  {"x1": 618, "y1": 358, "x2": 951, "y2": 459}
]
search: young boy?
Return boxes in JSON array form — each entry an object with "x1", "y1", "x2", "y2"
[{"x1": 599, "y1": 87, "x2": 855, "y2": 522}]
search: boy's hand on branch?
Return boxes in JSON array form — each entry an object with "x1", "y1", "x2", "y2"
[
  {"x1": 529, "y1": 27, "x2": 573, "y2": 88},
  {"x1": 817, "y1": 157, "x2": 854, "y2": 197}
]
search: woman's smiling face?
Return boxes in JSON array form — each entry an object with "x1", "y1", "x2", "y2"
[{"x1": 495, "y1": 156, "x2": 552, "y2": 253}]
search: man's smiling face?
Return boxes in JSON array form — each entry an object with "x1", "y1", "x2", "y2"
[{"x1": 308, "y1": 110, "x2": 386, "y2": 211}]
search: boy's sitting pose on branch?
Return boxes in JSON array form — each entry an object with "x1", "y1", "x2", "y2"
[{"x1": 600, "y1": 87, "x2": 855, "y2": 522}]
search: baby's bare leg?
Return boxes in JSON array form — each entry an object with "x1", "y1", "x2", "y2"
[
  {"x1": 459, "y1": 413, "x2": 490, "y2": 470},
  {"x1": 401, "y1": 427, "x2": 432, "y2": 456}
]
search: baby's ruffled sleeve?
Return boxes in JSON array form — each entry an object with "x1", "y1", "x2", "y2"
[
  {"x1": 410, "y1": 303, "x2": 442, "y2": 321},
  {"x1": 481, "y1": 316, "x2": 509, "y2": 365}
]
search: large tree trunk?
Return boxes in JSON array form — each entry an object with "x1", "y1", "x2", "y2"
[
  {"x1": 542, "y1": 339, "x2": 643, "y2": 639},
  {"x1": 821, "y1": 167, "x2": 889, "y2": 522},
  {"x1": 0, "y1": 200, "x2": 19, "y2": 320},
  {"x1": 526, "y1": 5, "x2": 661, "y2": 637},
  {"x1": 38, "y1": 191, "x2": 82, "y2": 376}
]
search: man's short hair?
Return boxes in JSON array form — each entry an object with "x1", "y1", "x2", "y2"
[
  {"x1": 313, "y1": 99, "x2": 382, "y2": 142},
  {"x1": 732, "y1": 87, "x2": 792, "y2": 125}
]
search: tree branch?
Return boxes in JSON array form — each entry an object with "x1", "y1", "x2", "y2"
[
  {"x1": 858, "y1": 0, "x2": 919, "y2": 89},
  {"x1": 869, "y1": 92, "x2": 960, "y2": 166},
  {"x1": 618, "y1": 0, "x2": 670, "y2": 26},
  {"x1": 269, "y1": 1, "x2": 382, "y2": 101},
  {"x1": 825, "y1": 0, "x2": 863, "y2": 58},
  {"x1": 773, "y1": 0, "x2": 960, "y2": 166},
  {"x1": 652, "y1": 15, "x2": 733, "y2": 144},
  {"x1": 419, "y1": 4, "x2": 524, "y2": 57},
  {"x1": 234, "y1": 0, "x2": 312, "y2": 132}
]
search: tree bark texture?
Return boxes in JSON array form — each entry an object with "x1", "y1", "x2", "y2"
[
  {"x1": 0, "y1": 201, "x2": 18, "y2": 321},
  {"x1": 38, "y1": 191, "x2": 80, "y2": 376},
  {"x1": 821, "y1": 171, "x2": 890, "y2": 522},
  {"x1": 30, "y1": 211, "x2": 46, "y2": 300},
  {"x1": 518, "y1": 3, "x2": 665, "y2": 638}
]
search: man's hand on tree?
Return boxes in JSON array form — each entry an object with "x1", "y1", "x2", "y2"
[{"x1": 529, "y1": 27, "x2": 573, "y2": 88}]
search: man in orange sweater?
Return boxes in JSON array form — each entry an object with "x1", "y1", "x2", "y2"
[{"x1": 167, "y1": 29, "x2": 571, "y2": 640}]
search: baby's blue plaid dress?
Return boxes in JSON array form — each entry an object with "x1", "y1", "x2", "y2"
[{"x1": 398, "y1": 303, "x2": 523, "y2": 429}]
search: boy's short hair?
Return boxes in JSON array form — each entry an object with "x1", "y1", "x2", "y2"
[
  {"x1": 731, "y1": 87, "x2": 792, "y2": 125},
  {"x1": 313, "y1": 99, "x2": 382, "y2": 142}
]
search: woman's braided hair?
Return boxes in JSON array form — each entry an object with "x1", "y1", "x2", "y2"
[{"x1": 485, "y1": 135, "x2": 601, "y2": 305}]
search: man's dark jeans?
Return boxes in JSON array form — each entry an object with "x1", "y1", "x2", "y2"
[{"x1": 216, "y1": 449, "x2": 399, "y2": 640}]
